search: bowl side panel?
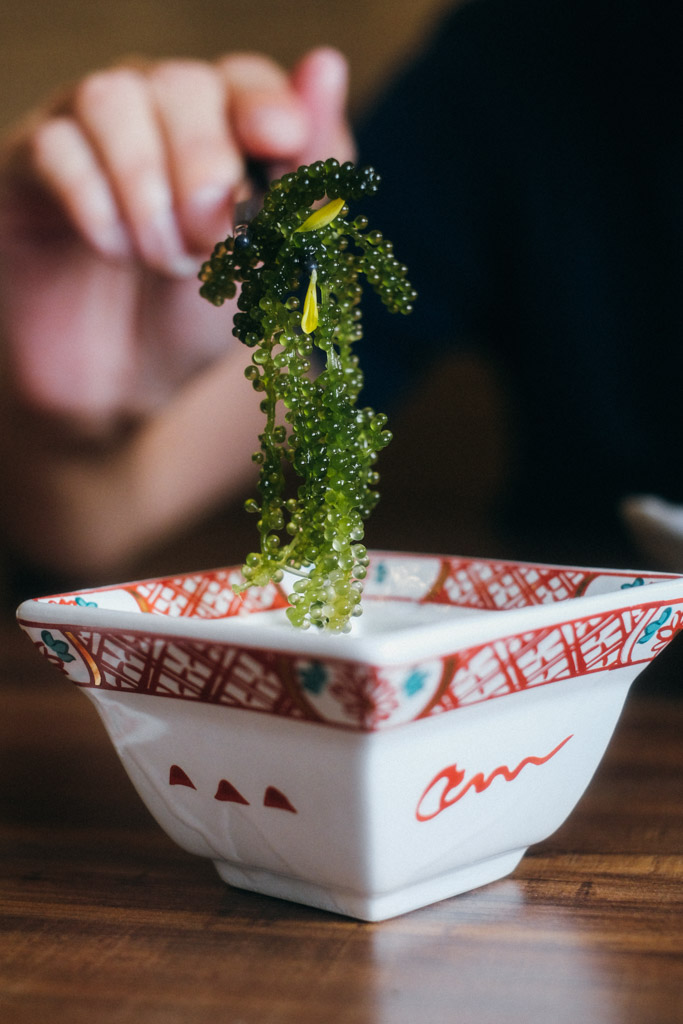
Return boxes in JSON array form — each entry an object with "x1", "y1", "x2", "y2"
[
  {"x1": 81, "y1": 663, "x2": 633, "y2": 918},
  {"x1": 83, "y1": 692, "x2": 371, "y2": 891},
  {"x1": 358, "y1": 668, "x2": 635, "y2": 896}
]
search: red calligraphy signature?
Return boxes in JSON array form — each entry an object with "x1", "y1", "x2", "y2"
[{"x1": 416, "y1": 734, "x2": 573, "y2": 822}]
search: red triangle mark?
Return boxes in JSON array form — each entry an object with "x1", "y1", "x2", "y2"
[
  {"x1": 169, "y1": 765, "x2": 196, "y2": 789},
  {"x1": 264, "y1": 786, "x2": 297, "y2": 813},
  {"x1": 214, "y1": 779, "x2": 250, "y2": 805}
]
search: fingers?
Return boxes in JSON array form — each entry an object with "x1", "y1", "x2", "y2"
[
  {"x1": 219, "y1": 48, "x2": 354, "y2": 177},
  {"x1": 5, "y1": 48, "x2": 354, "y2": 281},
  {"x1": 71, "y1": 67, "x2": 198, "y2": 277},
  {"x1": 13, "y1": 53, "x2": 321, "y2": 274},
  {"x1": 218, "y1": 53, "x2": 309, "y2": 159},
  {"x1": 29, "y1": 116, "x2": 133, "y2": 259},
  {"x1": 146, "y1": 60, "x2": 245, "y2": 254},
  {"x1": 290, "y1": 48, "x2": 356, "y2": 166}
]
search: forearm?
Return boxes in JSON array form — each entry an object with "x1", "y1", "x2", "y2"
[{"x1": 0, "y1": 344, "x2": 261, "y2": 578}]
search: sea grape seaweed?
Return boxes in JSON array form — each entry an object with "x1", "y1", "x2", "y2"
[{"x1": 199, "y1": 159, "x2": 415, "y2": 632}]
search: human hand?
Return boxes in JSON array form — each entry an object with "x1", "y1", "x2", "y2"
[{"x1": 0, "y1": 47, "x2": 354, "y2": 438}]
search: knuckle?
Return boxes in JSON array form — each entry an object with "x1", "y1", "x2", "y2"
[
  {"x1": 149, "y1": 58, "x2": 214, "y2": 92},
  {"x1": 116, "y1": 158, "x2": 162, "y2": 199},
  {"x1": 219, "y1": 52, "x2": 288, "y2": 89},
  {"x1": 30, "y1": 116, "x2": 65, "y2": 156},
  {"x1": 74, "y1": 67, "x2": 146, "y2": 118},
  {"x1": 29, "y1": 116, "x2": 76, "y2": 169}
]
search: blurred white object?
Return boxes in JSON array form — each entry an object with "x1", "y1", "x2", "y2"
[{"x1": 621, "y1": 495, "x2": 683, "y2": 572}]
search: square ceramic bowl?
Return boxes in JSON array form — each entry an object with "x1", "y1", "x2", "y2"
[{"x1": 16, "y1": 551, "x2": 683, "y2": 921}]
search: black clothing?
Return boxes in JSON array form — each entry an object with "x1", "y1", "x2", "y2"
[{"x1": 356, "y1": 0, "x2": 683, "y2": 547}]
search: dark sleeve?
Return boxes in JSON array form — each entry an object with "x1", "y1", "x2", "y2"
[
  {"x1": 354, "y1": 0, "x2": 683, "y2": 519},
  {"x1": 354, "y1": 4, "x2": 508, "y2": 411}
]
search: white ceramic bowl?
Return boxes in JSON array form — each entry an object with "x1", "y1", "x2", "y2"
[{"x1": 16, "y1": 551, "x2": 683, "y2": 921}]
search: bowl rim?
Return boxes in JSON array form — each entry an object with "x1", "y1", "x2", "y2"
[{"x1": 15, "y1": 550, "x2": 683, "y2": 666}]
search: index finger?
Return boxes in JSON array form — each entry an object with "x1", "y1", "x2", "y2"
[{"x1": 218, "y1": 53, "x2": 309, "y2": 162}]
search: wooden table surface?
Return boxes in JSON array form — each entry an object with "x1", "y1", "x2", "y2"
[{"x1": 1, "y1": 614, "x2": 682, "y2": 1024}]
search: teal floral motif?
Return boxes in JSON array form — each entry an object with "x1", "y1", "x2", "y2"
[
  {"x1": 299, "y1": 661, "x2": 328, "y2": 695},
  {"x1": 637, "y1": 608, "x2": 672, "y2": 645},
  {"x1": 375, "y1": 562, "x2": 388, "y2": 584},
  {"x1": 40, "y1": 630, "x2": 75, "y2": 663},
  {"x1": 403, "y1": 669, "x2": 428, "y2": 697},
  {"x1": 75, "y1": 596, "x2": 98, "y2": 607},
  {"x1": 621, "y1": 577, "x2": 645, "y2": 590}
]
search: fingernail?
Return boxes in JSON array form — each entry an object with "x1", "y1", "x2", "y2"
[{"x1": 313, "y1": 48, "x2": 349, "y2": 95}]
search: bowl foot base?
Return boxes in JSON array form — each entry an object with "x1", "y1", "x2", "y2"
[{"x1": 213, "y1": 847, "x2": 526, "y2": 921}]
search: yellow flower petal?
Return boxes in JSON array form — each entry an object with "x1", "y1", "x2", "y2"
[
  {"x1": 295, "y1": 197, "x2": 345, "y2": 233},
  {"x1": 301, "y1": 269, "x2": 319, "y2": 334}
]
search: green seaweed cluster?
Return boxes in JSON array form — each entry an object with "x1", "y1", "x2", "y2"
[{"x1": 199, "y1": 159, "x2": 415, "y2": 631}]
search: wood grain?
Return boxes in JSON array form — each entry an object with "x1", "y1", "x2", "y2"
[{"x1": 1, "y1": 619, "x2": 682, "y2": 1024}]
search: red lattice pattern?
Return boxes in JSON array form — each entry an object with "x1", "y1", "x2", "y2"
[
  {"x1": 427, "y1": 559, "x2": 594, "y2": 609},
  {"x1": 431, "y1": 601, "x2": 677, "y2": 713},
  {"x1": 131, "y1": 570, "x2": 289, "y2": 618},
  {"x1": 68, "y1": 628, "x2": 307, "y2": 719},
  {"x1": 29, "y1": 594, "x2": 680, "y2": 730}
]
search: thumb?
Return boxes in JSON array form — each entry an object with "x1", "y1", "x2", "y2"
[{"x1": 290, "y1": 48, "x2": 356, "y2": 166}]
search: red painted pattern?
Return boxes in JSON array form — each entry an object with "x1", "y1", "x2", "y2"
[
  {"x1": 214, "y1": 779, "x2": 250, "y2": 804},
  {"x1": 263, "y1": 786, "x2": 297, "y2": 813},
  {"x1": 21, "y1": 557, "x2": 683, "y2": 730},
  {"x1": 20, "y1": 598, "x2": 682, "y2": 729},
  {"x1": 425, "y1": 560, "x2": 593, "y2": 610},
  {"x1": 415, "y1": 734, "x2": 573, "y2": 821},
  {"x1": 168, "y1": 767, "x2": 296, "y2": 812},
  {"x1": 169, "y1": 764, "x2": 196, "y2": 789}
]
